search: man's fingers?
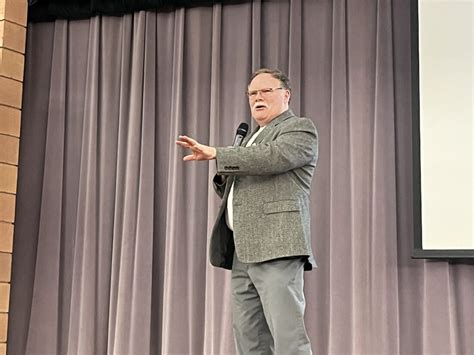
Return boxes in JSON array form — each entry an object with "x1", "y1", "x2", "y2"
[
  {"x1": 177, "y1": 135, "x2": 211, "y2": 162},
  {"x1": 176, "y1": 140, "x2": 191, "y2": 148},
  {"x1": 183, "y1": 154, "x2": 196, "y2": 161},
  {"x1": 178, "y1": 135, "x2": 198, "y2": 146}
]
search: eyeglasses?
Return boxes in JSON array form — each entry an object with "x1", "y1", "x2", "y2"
[{"x1": 246, "y1": 87, "x2": 284, "y2": 98}]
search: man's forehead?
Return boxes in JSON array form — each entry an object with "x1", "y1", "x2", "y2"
[{"x1": 248, "y1": 73, "x2": 279, "y2": 88}]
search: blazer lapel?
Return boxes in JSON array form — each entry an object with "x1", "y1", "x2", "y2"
[
  {"x1": 252, "y1": 109, "x2": 295, "y2": 145},
  {"x1": 241, "y1": 125, "x2": 260, "y2": 146}
]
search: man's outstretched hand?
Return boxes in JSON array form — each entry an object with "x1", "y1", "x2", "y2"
[{"x1": 176, "y1": 135, "x2": 217, "y2": 161}]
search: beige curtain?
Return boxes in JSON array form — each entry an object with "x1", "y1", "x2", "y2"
[{"x1": 9, "y1": 0, "x2": 473, "y2": 354}]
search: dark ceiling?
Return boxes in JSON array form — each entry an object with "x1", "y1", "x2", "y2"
[{"x1": 28, "y1": 0, "x2": 247, "y2": 22}]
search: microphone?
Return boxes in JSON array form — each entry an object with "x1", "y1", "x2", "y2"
[{"x1": 232, "y1": 122, "x2": 249, "y2": 147}]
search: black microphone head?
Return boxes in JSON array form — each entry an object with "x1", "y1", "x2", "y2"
[{"x1": 236, "y1": 122, "x2": 249, "y2": 137}]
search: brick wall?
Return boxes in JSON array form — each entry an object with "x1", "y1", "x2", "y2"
[{"x1": 0, "y1": 1, "x2": 27, "y2": 354}]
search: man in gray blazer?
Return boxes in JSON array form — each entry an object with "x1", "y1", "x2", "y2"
[{"x1": 177, "y1": 68, "x2": 318, "y2": 355}]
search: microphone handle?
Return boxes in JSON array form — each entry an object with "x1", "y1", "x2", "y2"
[{"x1": 233, "y1": 134, "x2": 244, "y2": 147}]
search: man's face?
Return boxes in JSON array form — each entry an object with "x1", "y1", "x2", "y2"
[{"x1": 248, "y1": 73, "x2": 290, "y2": 126}]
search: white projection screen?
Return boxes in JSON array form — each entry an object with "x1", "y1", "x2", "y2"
[{"x1": 412, "y1": 0, "x2": 474, "y2": 258}]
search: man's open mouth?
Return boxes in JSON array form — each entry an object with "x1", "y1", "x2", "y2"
[{"x1": 254, "y1": 104, "x2": 267, "y2": 110}]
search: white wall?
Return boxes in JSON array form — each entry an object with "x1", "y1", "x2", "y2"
[{"x1": 419, "y1": 0, "x2": 473, "y2": 249}]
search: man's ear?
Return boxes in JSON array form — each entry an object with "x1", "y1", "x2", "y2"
[{"x1": 285, "y1": 90, "x2": 291, "y2": 103}]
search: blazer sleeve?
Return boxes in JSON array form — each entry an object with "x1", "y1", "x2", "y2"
[{"x1": 215, "y1": 117, "x2": 318, "y2": 176}]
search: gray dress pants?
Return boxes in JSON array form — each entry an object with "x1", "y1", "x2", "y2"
[{"x1": 231, "y1": 253, "x2": 312, "y2": 355}]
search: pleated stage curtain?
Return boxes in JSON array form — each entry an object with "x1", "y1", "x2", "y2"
[{"x1": 8, "y1": 0, "x2": 473, "y2": 354}]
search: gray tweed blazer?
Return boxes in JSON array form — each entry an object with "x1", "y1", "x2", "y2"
[{"x1": 210, "y1": 109, "x2": 318, "y2": 270}]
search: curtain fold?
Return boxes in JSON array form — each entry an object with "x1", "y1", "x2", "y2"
[
  {"x1": 9, "y1": 1, "x2": 473, "y2": 354},
  {"x1": 327, "y1": 1, "x2": 351, "y2": 353},
  {"x1": 25, "y1": 19, "x2": 68, "y2": 355}
]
